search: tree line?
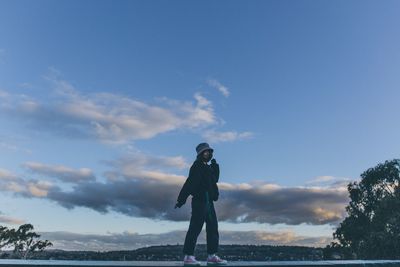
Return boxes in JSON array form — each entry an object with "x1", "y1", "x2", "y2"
[{"x1": 0, "y1": 223, "x2": 52, "y2": 259}]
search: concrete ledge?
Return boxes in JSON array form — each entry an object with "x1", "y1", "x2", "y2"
[{"x1": 1, "y1": 260, "x2": 400, "y2": 267}]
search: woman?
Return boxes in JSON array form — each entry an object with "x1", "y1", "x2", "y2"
[{"x1": 175, "y1": 143, "x2": 228, "y2": 266}]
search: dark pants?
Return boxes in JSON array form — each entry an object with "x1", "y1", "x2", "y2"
[{"x1": 183, "y1": 200, "x2": 219, "y2": 255}]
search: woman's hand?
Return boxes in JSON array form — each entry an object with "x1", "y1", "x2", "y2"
[{"x1": 174, "y1": 202, "x2": 184, "y2": 209}]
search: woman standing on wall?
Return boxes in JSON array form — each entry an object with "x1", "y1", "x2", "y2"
[{"x1": 175, "y1": 143, "x2": 228, "y2": 266}]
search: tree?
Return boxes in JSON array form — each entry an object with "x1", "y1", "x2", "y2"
[
  {"x1": 11, "y1": 224, "x2": 52, "y2": 259},
  {"x1": 0, "y1": 226, "x2": 12, "y2": 251},
  {"x1": 326, "y1": 159, "x2": 400, "y2": 259}
]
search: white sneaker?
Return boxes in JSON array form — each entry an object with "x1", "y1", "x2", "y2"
[
  {"x1": 184, "y1": 255, "x2": 201, "y2": 266},
  {"x1": 207, "y1": 254, "x2": 228, "y2": 265}
]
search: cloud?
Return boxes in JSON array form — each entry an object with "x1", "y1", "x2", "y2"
[
  {"x1": 52, "y1": 180, "x2": 347, "y2": 225},
  {"x1": 0, "y1": 168, "x2": 18, "y2": 180},
  {"x1": 202, "y1": 130, "x2": 253, "y2": 143},
  {"x1": 0, "y1": 141, "x2": 32, "y2": 154},
  {"x1": 305, "y1": 176, "x2": 353, "y2": 188},
  {"x1": 307, "y1": 176, "x2": 336, "y2": 184},
  {"x1": 0, "y1": 215, "x2": 25, "y2": 225},
  {"x1": 40, "y1": 229, "x2": 332, "y2": 251},
  {"x1": 0, "y1": 77, "x2": 218, "y2": 144},
  {"x1": 46, "y1": 179, "x2": 188, "y2": 220},
  {"x1": 0, "y1": 90, "x2": 38, "y2": 111},
  {"x1": 103, "y1": 153, "x2": 190, "y2": 184},
  {"x1": 207, "y1": 79, "x2": 230, "y2": 98},
  {"x1": 1, "y1": 73, "x2": 255, "y2": 145},
  {"x1": 0, "y1": 161, "x2": 349, "y2": 225},
  {"x1": 215, "y1": 184, "x2": 348, "y2": 225},
  {"x1": 0, "y1": 168, "x2": 54, "y2": 197},
  {"x1": 22, "y1": 162, "x2": 95, "y2": 183}
]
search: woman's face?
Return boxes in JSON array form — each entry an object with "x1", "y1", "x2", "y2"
[{"x1": 202, "y1": 149, "x2": 213, "y2": 162}]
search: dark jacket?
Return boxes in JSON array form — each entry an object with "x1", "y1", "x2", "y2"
[{"x1": 177, "y1": 159, "x2": 220, "y2": 205}]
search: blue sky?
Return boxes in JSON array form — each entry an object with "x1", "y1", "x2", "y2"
[{"x1": 0, "y1": 0, "x2": 400, "y2": 251}]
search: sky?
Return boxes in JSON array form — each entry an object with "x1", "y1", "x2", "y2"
[{"x1": 0, "y1": 0, "x2": 400, "y2": 251}]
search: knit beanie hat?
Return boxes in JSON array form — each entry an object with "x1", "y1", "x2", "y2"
[{"x1": 196, "y1": 143, "x2": 214, "y2": 156}]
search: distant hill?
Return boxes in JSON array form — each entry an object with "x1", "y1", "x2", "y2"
[{"x1": 0, "y1": 244, "x2": 323, "y2": 261}]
